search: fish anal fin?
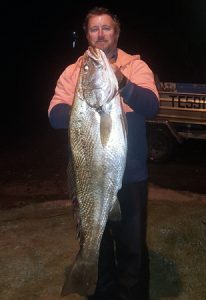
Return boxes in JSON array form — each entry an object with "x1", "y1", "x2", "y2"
[{"x1": 109, "y1": 197, "x2": 121, "y2": 221}]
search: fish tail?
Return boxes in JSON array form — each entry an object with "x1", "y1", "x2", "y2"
[{"x1": 61, "y1": 253, "x2": 98, "y2": 297}]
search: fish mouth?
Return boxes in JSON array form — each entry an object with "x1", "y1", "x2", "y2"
[
  {"x1": 88, "y1": 46, "x2": 101, "y2": 59},
  {"x1": 87, "y1": 46, "x2": 106, "y2": 66}
]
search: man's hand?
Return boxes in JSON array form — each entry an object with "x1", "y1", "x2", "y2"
[{"x1": 111, "y1": 64, "x2": 127, "y2": 90}]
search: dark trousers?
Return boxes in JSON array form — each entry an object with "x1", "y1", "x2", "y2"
[{"x1": 88, "y1": 180, "x2": 150, "y2": 300}]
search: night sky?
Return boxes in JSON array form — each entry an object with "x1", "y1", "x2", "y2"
[{"x1": 2, "y1": 0, "x2": 206, "y2": 135}]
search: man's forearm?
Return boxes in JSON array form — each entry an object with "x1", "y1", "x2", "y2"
[
  {"x1": 121, "y1": 81, "x2": 159, "y2": 119},
  {"x1": 49, "y1": 103, "x2": 70, "y2": 129}
]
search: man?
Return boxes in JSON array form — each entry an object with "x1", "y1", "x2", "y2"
[{"x1": 48, "y1": 6, "x2": 159, "y2": 300}]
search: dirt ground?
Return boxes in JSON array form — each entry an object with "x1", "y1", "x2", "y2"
[
  {"x1": 1, "y1": 131, "x2": 206, "y2": 299},
  {"x1": 1, "y1": 186, "x2": 206, "y2": 300}
]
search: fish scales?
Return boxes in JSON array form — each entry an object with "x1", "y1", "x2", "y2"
[{"x1": 61, "y1": 47, "x2": 127, "y2": 297}]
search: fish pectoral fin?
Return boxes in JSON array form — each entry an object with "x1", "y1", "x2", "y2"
[
  {"x1": 109, "y1": 197, "x2": 121, "y2": 221},
  {"x1": 100, "y1": 113, "x2": 112, "y2": 146}
]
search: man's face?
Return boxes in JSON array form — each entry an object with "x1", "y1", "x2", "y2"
[{"x1": 86, "y1": 14, "x2": 119, "y2": 59}]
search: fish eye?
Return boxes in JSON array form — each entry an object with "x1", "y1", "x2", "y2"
[{"x1": 84, "y1": 64, "x2": 89, "y2": 71}]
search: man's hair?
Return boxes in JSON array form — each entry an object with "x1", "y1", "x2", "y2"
[{"x1": 83, "y1": 7, "x2": 120, "y2": 34}]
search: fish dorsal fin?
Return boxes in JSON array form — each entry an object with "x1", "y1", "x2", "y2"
[{"x1": 120, "y1": 97, "x2": 128, "y2": 139}]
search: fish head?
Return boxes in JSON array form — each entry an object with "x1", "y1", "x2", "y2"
[{"x1": 80, "y1": 47, "x2": 118, "y2": 109}]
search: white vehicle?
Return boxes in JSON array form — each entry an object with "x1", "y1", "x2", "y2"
[{"x1": 147, "y1": 82, "x2": 206, "y2": 162}]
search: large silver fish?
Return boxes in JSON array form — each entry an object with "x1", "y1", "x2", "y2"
[{"x1": 61, "y1": 47, "x2": 127, "y2": 297}]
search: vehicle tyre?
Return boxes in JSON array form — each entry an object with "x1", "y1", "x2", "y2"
[{"x1": 147, "y1": 127, "x2": 176, "y2": 163}]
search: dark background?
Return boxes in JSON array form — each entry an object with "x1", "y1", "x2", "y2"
[{"x1": 2, "y1": 0, "x2": 206, "y2": 136}]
